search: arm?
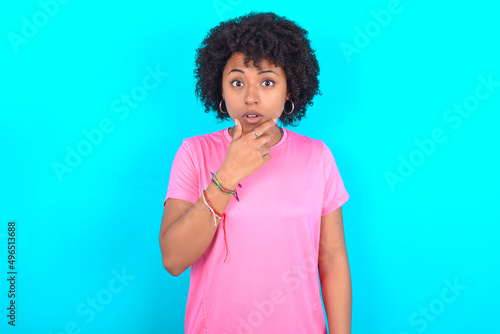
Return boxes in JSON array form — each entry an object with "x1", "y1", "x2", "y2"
[
  {"x1": 159, "y1": 174, "x2": 236, "y2": 276},
  {"x1": 159, "y1": 119, "x2": 276, "y2": 276},
  {"x1": 318, "y1": 207, "x2": 352, "y2": 334}
]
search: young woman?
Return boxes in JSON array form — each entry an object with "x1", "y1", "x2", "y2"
[{"x1": 159, "y1": 12, "x2": 351, "y2": 333}]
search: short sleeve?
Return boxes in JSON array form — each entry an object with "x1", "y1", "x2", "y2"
[
  {"x1": 164, "y1": 140, "x2": 200, "y2": 206},
  {"x1": 321, "y1": 142, "x2": 349, "y2": 216}
]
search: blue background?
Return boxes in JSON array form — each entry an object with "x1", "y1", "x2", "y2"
[{"x1": 1, "y1": 0, "x2": 499, "y2": 333}]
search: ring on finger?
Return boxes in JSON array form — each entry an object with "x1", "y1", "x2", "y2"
[{"x1": 252, "y1": 130, "x2": 259, "y2": 138}]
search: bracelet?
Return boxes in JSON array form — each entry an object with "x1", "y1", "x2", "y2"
[
  {"x1": 202, "y1": 190, "x2": 222, "y2": 225},
  {"x1": 210, "y1": 172, "x2": 242, "y2": 201},
  {"x1": 202, "y1": 190, "x2": 229, "y2": 263}
]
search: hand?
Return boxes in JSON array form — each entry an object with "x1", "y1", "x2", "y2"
[{"x1": 217, "y1": 118, "x2": 277, "y2": 187}]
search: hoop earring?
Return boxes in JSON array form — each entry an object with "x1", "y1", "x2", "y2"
[
  {"x1": 219, "y1": 99, "x2": 227, "y2": 114},
  {"x1": 283, "y1": 100, "x2": 294, "y2": 115}
]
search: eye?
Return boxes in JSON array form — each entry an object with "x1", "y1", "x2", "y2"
[
  {"x1": 262, "y1": 80, "x2": 275, "y2": 87},
  {"x1": 231, "y1": 80, "x2": 243, "y2": 87}
]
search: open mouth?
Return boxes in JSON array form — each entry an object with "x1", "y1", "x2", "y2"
[
  {"x1": 243, "y1": 113, "x2": 263, "y2": 123},
  {"x1": 244, "y1": 112, "x2": 263, "y2": 118}
]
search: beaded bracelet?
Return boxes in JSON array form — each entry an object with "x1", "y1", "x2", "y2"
[
  {"x1": 210, "y1": 172, "x2": 242, "y2": 201},
  {"x1": 202, "y1": 190, "x2": 229, "y2": 263}
]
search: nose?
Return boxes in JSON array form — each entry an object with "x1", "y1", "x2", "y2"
[{"x1": 244, "y1": 84, "x2": 259, "y2": 105}]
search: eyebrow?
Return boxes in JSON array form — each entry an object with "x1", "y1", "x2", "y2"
[{"x1": 227, "y1": 69, "x2": 279, "y2": 76}]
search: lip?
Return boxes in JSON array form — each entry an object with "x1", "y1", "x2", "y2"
[{"x1": 242, "y1": 112, "x2": 263, "y2": 124}]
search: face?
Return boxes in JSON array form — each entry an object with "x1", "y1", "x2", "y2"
[{"x1": 221, "y1": 52, "x2": 289, "y2": 133}]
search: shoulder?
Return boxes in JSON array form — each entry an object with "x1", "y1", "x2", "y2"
[
  {"x1": 284, "y1": 128, "x2": 328, "y2": 152},
  {"x1": 172, "y1": 129, "x2": 229, "y2": 163},
  {"x1": 181, "y1": 128, "x2": 229, "y2": 148}
]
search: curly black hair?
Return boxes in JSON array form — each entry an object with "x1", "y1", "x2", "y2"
[{"x1": 194, "y1": 12, "x2": 321, "y2": 126}]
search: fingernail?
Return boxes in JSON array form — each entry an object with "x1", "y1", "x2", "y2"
[{"x1": 273, "y1": 118, "x2": 278, "y2": 123}]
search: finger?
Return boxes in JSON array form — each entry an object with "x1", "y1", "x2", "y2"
[
  {"x1": 254, "y1": 134, "x2": 271, "y2": 147},
  {"x1": 250, "y1": 118, "x2": 277, "y2": 138},
  {"x1": 260, "y1": 146, "x2": 271, "y2": 156},
  {"x1": 232, "y1": 118, "x2": 242, "y2": 141},
  {"x1": 262, "y1": 152, "x2": 272, "y2": 164}
]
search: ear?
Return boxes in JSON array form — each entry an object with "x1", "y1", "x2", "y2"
[{"x1": 286, "y1": 91, "x2": 290, "y2": 99}]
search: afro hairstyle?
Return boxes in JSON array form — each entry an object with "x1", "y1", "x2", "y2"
[{"x1": 194, "y1": 12, "x2": 321, "y2": 126}]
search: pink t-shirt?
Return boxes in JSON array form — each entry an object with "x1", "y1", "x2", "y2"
[{"x1": 165, "y1": 128, "x2": 349, "y2": 333}]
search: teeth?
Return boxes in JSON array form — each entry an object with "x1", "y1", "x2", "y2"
[{"x1": 247, "y1": 115, "x2": 258, "y2": 118}]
